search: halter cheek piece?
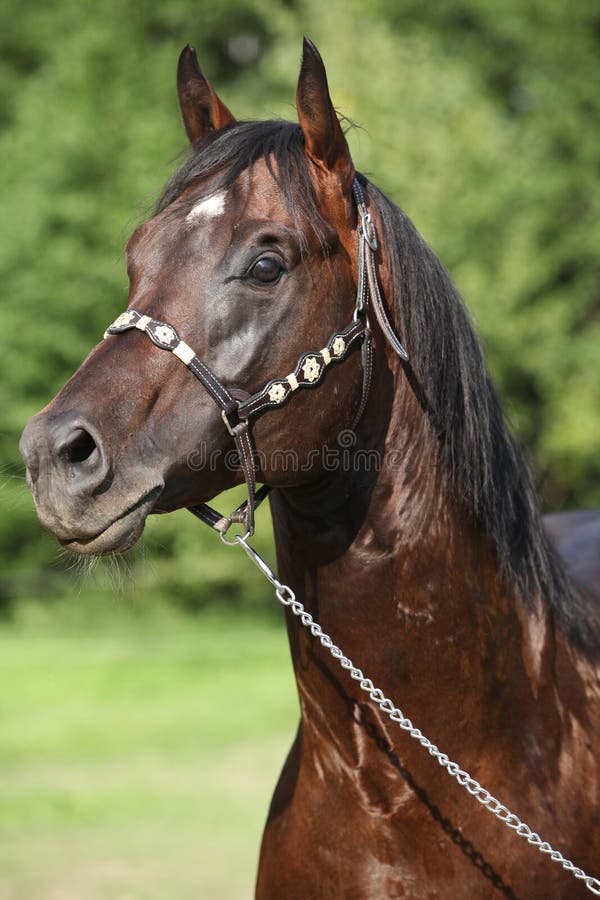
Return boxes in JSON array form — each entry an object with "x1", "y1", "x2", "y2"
[{"x1": 103, "y1": 178, "x2": 407, "y2": 538}]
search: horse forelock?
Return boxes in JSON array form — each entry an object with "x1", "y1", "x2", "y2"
[{"x1": 155, "y1": 120, "x2": 333, "y2": 256}]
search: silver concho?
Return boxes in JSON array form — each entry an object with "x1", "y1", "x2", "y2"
[
  {"x1": 153, "y1": 324, "x2": 177, "y2": 345},
  {"x1": 268, "y1": 383, "x2": 286, "y2": 403},
  {"x1": 113, "y1": 310, "x2": 136, "y2": 329},
  {"x1": 332, "y1": 336, "x2": 346, "y2": 357},
  {"x1": 302, "y1": 357, "x2": 321, "y2": 383}
]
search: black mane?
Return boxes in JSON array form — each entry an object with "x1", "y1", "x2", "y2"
[
  {"x1": 368, "y1": 183, "x2": 598, "y2": 656},
  {"x1": 158, "y1": 119, "x2": 597, "y2": 657}
]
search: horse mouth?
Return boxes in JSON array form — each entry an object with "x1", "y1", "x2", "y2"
[{"x1": 58, "y1": 485, "x2": 163, "y2": 555}]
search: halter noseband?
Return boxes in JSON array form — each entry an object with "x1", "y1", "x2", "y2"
[{"x1": 103, "y1": 178, "x2": 407, "y2": 538}]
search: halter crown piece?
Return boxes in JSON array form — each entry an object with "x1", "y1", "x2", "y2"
[{"x1": 103, "y1": 178, "x2": 408, "y2": 538}]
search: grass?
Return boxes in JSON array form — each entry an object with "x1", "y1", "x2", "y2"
[{"x1": 0, "y1": 600, "x2": 298, "y2": 899}]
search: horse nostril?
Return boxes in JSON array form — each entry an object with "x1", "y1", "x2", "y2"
[
  {"x1": 60, "y1": 428, "x2": 98, "y2": 464},
  {"x1": 53, "y1": 421, "x2": 110, "y2": 494}
]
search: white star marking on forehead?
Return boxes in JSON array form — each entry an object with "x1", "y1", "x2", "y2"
[{"x1": 186, "y1": 191, "x2": 227, "y2": 224}]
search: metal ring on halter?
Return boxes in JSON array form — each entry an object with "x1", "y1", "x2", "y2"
[
  {"x1": 221, "y1": 407, "x2": 245, "y2": 436},
  {"x1": 219, "y1": 526, "x2": 252, "y2": 546},
  {"x1": 353, "y1": 304, "x2": 371, "y2": 329}
]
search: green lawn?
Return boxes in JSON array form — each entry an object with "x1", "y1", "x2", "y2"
[{"x1": 0, "y1": 604, "x2": 298, "y2": 899}]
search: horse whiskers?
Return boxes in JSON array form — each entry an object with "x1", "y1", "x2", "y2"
[
  {"x1": 0, "y1": 461, "x2": 27, "y2": 474},
  {"x1": 0, "y1": 475, "x2": 34, "y2": 511},
  {"x1": 55, "y1": 549, "x2": 100, "y2": 577},
  {"x1": 55, "y1": 546, "x2": 139, "y2": 596}
]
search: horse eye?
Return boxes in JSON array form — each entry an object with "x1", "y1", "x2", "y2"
[{"x1": 249, "y1": 256, "x2": 283, "y2": 284}]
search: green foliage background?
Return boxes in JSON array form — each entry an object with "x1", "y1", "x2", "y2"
[{"x1": 1, "y1": 0, "x2": 599, "y2": 611}]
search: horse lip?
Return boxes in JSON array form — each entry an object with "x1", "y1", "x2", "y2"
[{"x1": 58, "y1": 484, "x2": 163, "y2": 547}]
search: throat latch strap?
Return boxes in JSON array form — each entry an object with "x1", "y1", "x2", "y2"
[{"x1": 352, "y1": 179, "x2": 409, "y2": 362}]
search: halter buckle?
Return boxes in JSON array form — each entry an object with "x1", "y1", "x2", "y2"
[
  {"x1": 221, "y1": 406, "x2": 243, "y2": 437},
  {"x1": 360, "y1": 211, "x2": 379, "y2": 251}
]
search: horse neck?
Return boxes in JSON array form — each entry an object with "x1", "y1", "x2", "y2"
[{"x1": 269, "y1": 347, "x2": 556, "y2": 753}]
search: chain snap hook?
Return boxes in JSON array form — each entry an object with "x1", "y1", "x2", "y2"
[{"x1": 219, "y1": 522, "x2": 251, "y2": 546}]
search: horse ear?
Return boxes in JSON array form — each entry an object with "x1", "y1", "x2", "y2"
[
  {"x1": 177, "y1": 45, "x2": 235, "y2": 143},
  {"x1": 296, "y1": 38, "x2": 354, "y2": 187}
]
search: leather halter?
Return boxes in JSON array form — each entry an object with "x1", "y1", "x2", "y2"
[{"x1": 104, "y1": 178, "x2": 407, "y2": 537}]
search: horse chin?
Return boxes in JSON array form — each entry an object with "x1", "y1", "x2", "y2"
[{"x1": 56, "y1": 485, "x2": 163, "y2": 556}]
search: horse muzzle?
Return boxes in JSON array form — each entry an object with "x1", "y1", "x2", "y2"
[{"x1": 20, "y1": 409, "x2": 163, "y2": 554}]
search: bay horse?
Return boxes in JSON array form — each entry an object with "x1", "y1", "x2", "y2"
[{"x1": 20, "y1": 39, "x2": 600, "y2": 898}]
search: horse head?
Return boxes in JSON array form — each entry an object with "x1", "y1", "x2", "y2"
[{"x1": 20, "y1": 40, "x2": 376, "y2": 555}]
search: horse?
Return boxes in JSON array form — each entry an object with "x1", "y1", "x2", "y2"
[{"x1": 19, "y1": 38, "x2": 600, "y2": 898}]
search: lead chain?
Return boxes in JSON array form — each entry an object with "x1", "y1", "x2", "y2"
[{"x1": 231, "y1": 534, "x2": 600, "y2": 896}]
